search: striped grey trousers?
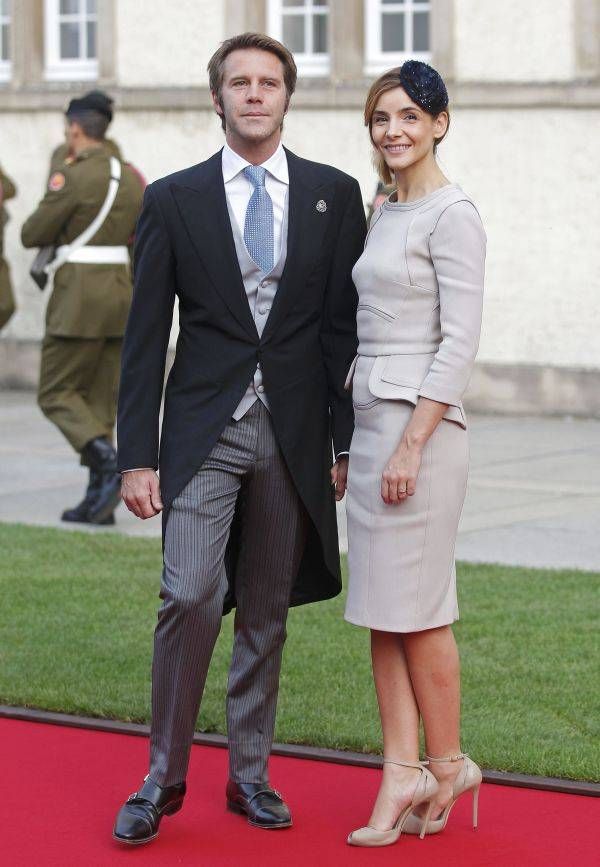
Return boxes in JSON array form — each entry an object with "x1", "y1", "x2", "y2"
[{"x1": 149, "y1": 401, "x2": 307, "y2": 787}]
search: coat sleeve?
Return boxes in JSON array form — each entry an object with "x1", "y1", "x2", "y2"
[
  {"x1": 320, "y1": 178, "x2": 366, "y2": 456},
  {"x1": 20, "y1": 173, "x2": 78, "y2": 248},
  {"x1": 417, "y1": 200, "x2": 486, "y2": 408},
  {"x1": 117, "y1": 183, "x2": 176, "y2": 472}
]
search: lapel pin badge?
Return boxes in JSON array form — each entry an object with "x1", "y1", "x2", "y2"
[{"x1": 316, "y1": 199, "x2": 327, "y2": 213}]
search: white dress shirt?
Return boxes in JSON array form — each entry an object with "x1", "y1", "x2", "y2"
[{"x1": 221, "y1": 141, "x2": 288, "y2": 259}]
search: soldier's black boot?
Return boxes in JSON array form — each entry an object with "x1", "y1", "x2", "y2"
[
  {"x1": 80, "y1": 437, "x2": 122, "y2": 525},
  {"x1": 61, "y1": 468, "x2": 116, "y2": 525}
]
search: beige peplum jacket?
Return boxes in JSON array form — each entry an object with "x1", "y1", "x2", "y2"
[{"x1": 345, "y1": 184, "x2": 487, "y2": 427}]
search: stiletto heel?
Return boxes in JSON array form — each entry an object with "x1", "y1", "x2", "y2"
[
  {"x1": 347, "y1": 760, "x2": 438, "y2": 848},
  {"x1": 472, "y1": 783, "x2": 480, "y2": 829},
  {"x1": 402, "y1": 752, "x2": 483, "y2": 837},
  {"x1": 419, "y1": 798, "x2": 434, "y2": 840}
]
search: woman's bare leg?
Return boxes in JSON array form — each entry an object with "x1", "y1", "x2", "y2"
[
  {"x1": 367, "y1": 629, "x2": 422, "y2": 830},
  {"x1": 402, "y1": 625, "x2": 463, "y2": 816}
]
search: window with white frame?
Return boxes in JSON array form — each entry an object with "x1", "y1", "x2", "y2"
[
  {"x1": 365, "y1": 0, "x2": 431, "y2": 75},
  {"x1": 268, "y1": 0, "x2": 330, "y2": 77},
  {"x1": 0, "y1": 0, "x2": 11, "y2": 82},
  {"x1": 44, "y1": 0, "x2": 98, "y2": 81}
]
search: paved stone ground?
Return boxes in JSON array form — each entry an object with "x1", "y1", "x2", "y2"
[{"x1": 1, "y1": 391, "x2": 599, "y2": 571}]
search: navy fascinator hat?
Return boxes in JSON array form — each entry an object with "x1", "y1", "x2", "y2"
[{"x1": 398, "y1": 60, "x2": 448, "y2": 115}]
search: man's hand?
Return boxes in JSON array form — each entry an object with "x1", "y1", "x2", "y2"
[
  {"x1": 121, "y1": 469, "x2": 164, "y2": 519},
  {"x1": 330, "y1": 456, "x2": 349, "y2": 502}
]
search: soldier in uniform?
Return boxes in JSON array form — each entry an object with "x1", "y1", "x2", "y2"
[
  {"x1": 48, "y1": 91, "x2": 147, "y2": 263},
  {"x1": 0, "y1": 164, "x2": 17, "y2": 330},
  {"x1": 47, "y1": 91, "x2": 146, "y2": 187},
  {"x1": 21, "y1": 91, "x2": 144, "y2": 524}
]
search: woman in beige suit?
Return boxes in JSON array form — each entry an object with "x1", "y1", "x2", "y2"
[{"x1": 343, "y1": 63, "x2": 486, "y2": 848}]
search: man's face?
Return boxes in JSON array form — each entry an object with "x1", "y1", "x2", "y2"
[{"x1": 213, "y1": 48, "x2": 289, "y2": 147}]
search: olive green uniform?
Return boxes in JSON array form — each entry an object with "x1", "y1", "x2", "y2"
[
  {"x1": 21, "y1": 144, "x2": 143, "y2": 457},
  {"x1": 49, "y1": 138, "x2": 144, "y2": 264},
  {"x1": 0, "y1": 164, "x2": 17, "y2": 330},
  {"x1": 48, "y1": 137, "x2": 123, "y2": 176}
]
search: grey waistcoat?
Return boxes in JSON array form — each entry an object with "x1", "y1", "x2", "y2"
[{"x1": 227, "y1": 192, "x2": 289, "y2": 421}]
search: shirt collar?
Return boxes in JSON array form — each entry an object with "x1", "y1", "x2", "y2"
[{"x1": 222, "y1": 141, "x2": 288, "y2": 185}]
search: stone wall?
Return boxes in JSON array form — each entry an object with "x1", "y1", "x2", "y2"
[{"x1": 1, "y1": 0, "x2": 599, "y2": 414}]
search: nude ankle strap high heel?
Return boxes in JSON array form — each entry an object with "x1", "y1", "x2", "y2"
[
  {"x1": 402, "y1": 752, "x2": 482, "y2": 837},
  {"x1": 347, "y1": 760, "x2": 439, "y2": 847}
]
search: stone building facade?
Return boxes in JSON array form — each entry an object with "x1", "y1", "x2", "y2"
[{"x1": 1, "y1": 0, "x2": 599, "y2": 415}]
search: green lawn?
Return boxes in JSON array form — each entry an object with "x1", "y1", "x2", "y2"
[{"x1": 1, "y1": 522, "x2": 598, "y2": 782}]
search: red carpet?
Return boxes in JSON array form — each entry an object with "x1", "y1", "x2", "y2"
[{"x1": 3, "y1": 718, "x2": 598, "y2": 866}]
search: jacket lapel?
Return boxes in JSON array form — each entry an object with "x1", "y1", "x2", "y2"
[
  {"x1": 171, "y1": 151, "x2": 259, "y2": 341},
  {"x1": 262, "y1": 149, "x2": 334, "y2": 342}
]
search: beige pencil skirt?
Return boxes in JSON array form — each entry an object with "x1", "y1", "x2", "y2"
[{"x1": 345, "y1": 358, "x2": 469, "y2": 633}]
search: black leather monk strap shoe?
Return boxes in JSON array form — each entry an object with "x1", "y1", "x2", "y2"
[
  {"x1": 226, "y1": 780, "x2": 292, "y2": 829},
  {"x1": 113, "y1": 776, "x2": 186, "y2": 845}
]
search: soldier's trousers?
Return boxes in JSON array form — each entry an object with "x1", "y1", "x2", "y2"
[
  {"x1": 37, "y1": 334, "x2": 122, "y2": 458},
  {"x1": 0, "y1": 259, "x2": 15, "y2": 330}
]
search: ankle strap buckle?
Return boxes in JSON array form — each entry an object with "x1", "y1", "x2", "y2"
[{"x1": 425, "y1": 752, "x2": 467, "y2": 762}]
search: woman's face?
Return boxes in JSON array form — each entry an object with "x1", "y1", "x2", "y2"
[{"x1": 370, "y1": 86, "x2": 448, "y2": 176}]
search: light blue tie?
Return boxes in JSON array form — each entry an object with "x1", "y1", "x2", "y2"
[{"x1": 243, "y1": 165, "x2": 274, "y2": 273}]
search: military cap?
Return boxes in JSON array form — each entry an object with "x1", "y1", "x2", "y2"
[{"x1": 66, "y1": 90, "x2": 114, "y2": 122}]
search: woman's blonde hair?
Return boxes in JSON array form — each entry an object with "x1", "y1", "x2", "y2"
[{"x1": 364, "y1": 67, "x2": 450, "y2": 185}]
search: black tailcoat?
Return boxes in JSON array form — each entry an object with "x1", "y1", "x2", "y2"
[{"x1": 117, "y1": 148, "x2": 366, "y2": 612}]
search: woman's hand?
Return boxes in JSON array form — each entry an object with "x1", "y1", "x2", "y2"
[{"x1": 381, "y1": 441, "x2": 423, "y2": 505}]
